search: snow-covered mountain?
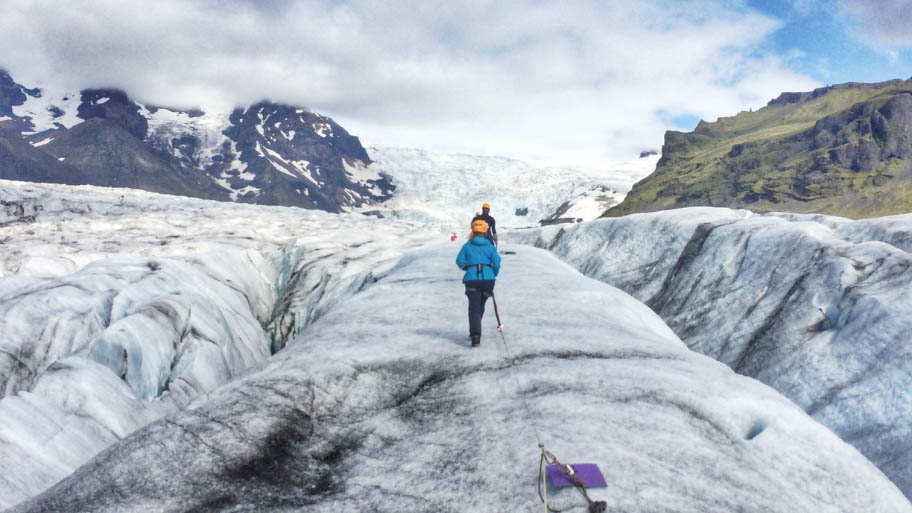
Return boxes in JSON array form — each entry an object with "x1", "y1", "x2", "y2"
[
  {"x1": 2, "y1": 69, "x2": 660, "y2": 221},
  {"x1": 509, "y1": 208, "x2": 912, "y2": 499},
  {"x1": 1, "y1": 180, "x2": 910, "y2": 512},
  {"x1": 0, "y1": 70, "x2": 392, "y2": 212}
]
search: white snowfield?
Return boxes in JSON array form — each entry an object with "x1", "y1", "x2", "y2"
[
  {"x1": 508, "y1": 207, "x2": 912, "y2": 499},
  {"x1": 0, "y1": 180, "x2": 910, "y2": 512},
  {"x1": 11, "y1": 86, "x2": 82, "y2": 134}
]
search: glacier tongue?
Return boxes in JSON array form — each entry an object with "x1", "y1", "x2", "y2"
[
  {"x1": 8, "y1": 243, "x2": 910, "y2": 513},
  {"x1": 365, "y1": 145, "x2": 658, "y2": 229},
  {"x1": 508, "y1": 207, "x2": 912, "y2": 499}
]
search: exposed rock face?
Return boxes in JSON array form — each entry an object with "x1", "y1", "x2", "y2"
[
  {"x1": 0, "y1": 70, "x2": 27, "y2": 116},
  {"x1": 0, "y1": 132, "x2": 83, "y2": 185},
  {"x1": 0, "y1": 70, "x2": 39, "y2": 134},
  {"x1": 38, "y1": 119, "x2": 226, "y2": 198},
  {"x1": 608, "y1": 80, "x2": 912, "y2": 219},
  {"x1": 766, "y1": 84, "x2": 835, "y2": 106},
  {"x1": 77, "y1": 89, "x2": 149, "y2": 139},
  {"x1": 0, "y1": 71, "x2": 393, "y2": 213}
]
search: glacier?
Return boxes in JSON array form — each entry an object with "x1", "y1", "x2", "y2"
[
  {"x1": 0, "y1": 179, "x2": 437, "y2": 508},
  {"x1": 1, "y1": 179, "x2": 910, "y2": 511},
  {"x1": 364, "y1": 145, "x2": 659, "y2": 229},
  {"x1": 508, "y1": 207, "x2": 912, "y2": 499}
]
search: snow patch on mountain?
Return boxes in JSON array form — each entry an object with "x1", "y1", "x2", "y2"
[
  {"x1": 11, "y1": 85, "x2": 81, "y2": 134},
  {"x1": 30, "y1": 137, "x2": 54, "y2": 147},
  {"x1": 313, "y1": 121, "x2": 333, "y2": 137},
  {"x1": 342, "y1": 157, "x2": 386, "y2": 196}
]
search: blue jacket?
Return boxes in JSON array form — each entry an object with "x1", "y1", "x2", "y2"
[{"x1": 456, "y1": 236, "x2": 501, "y2": 282}]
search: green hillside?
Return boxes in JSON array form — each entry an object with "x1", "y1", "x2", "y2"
[{"x1": 606, "y1": 79, "x2": 912, "y2": 219}]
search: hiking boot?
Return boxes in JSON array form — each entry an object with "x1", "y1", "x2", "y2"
[{"x1": 471, "y1": 334, "x2": 481, "y2": 347}]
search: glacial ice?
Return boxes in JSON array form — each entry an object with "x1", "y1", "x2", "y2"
[
  {"x1": 1, "y1": 179, "x2": 910, "y2": 511},
  {"x1": 365, "y1": 145, "x2": 658, "y2": 229},
  {"x1": 508, "y1": 207, "x2": 912, "y2": 499},
  {"x1": 7, "y1": 242, "x2": 910, "y2": 513},
  {"x1": 0, "y1": 179, "x2": 438, "y2": 508}
]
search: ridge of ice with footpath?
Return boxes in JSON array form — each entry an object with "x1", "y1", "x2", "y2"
[
  {"x1": 7, "y1": 241, "x2": 911, "y2": 512},
  {"x1": 0, "y1": 180, "x2": 909, "y2": 511},
  {"x1": 507, "y1": 207, "x2": 912, "y2": 498}
]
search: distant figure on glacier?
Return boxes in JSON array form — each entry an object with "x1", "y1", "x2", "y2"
[
  {"x1": 472, "y1": 203, "x2": 498, "y2": 246},
  {"x1": 456, "y1": 219, "x2": 501, "y2": 347}
]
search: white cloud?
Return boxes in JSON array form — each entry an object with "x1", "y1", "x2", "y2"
[
  {"x1": 0, "y1": 0, "x2": 820, "y2": 161},
  {"x1": 839, "y1": 0, "x2": 912, "y2": 49}
]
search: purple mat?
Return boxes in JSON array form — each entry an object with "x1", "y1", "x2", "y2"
[{"x1": 546, "y1": 463, "x2": 607, "y2": 488}]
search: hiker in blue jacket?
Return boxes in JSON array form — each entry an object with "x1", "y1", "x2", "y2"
[{"x1": 456, "y1": 219, "x2": 501, "y2": 347}]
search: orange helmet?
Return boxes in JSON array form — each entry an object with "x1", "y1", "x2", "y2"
[
  {"x1": 482, "y1": 203, "x2": 491, "y2": 209},
  {"x1": 472, "y1": 219, "x2": 488, "y2": 233}
]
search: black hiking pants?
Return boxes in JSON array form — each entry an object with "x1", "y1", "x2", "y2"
[{"x1": 464, "y1": 280, "x2": 496, "y2": 336}]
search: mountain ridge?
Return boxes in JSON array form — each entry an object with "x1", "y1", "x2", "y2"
[
  {"x1": 0, "y1": 69, "x2": 393, "y2": 212},
  {"x1": 606, "y1": 78, "x2": 912, "y2": 218}
]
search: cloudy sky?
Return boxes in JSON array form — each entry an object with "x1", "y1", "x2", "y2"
[{"x1": 1, "y1": 0, "x2": 911, "y2": 163}]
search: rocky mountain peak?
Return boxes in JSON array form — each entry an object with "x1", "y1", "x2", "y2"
[
  {"x1": 0, "y1": 70, "x2": 45, "y2": 134},
  {"x1": 0, "y1": 70, "x2": 393, "y2": 213},
  {"x1": 77, "y1": 88, "x2": 148, "y2": 139},
  {"x1": 0, "y1": 70, "x2": 28, "y2": 114},
  {"x1": 226, "y1": 101, "x2": 371, "y2": 164}
]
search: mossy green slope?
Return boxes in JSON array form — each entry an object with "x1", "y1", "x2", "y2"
[{"x1": 606, "y1": 79, "x2": 912, "y2": 219}]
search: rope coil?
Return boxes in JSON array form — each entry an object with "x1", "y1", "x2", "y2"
[{"x1": 538, "y1": 448, "x2": 607, "y2": 513}]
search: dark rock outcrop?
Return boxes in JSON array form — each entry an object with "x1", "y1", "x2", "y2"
[
  {"x1": 0, "y1": 132, "x2": 83, "y2": 185},
  {"x1": 77, "y1": 89, "x2": 148, "y2": 139},
  {"x1": 0, "y1": 70, "x2": 39, "y2": 134}
]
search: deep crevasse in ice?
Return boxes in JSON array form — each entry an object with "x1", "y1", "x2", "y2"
[{"x1": 0, "y1": 179, "x2": 438, "y2": 508}]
